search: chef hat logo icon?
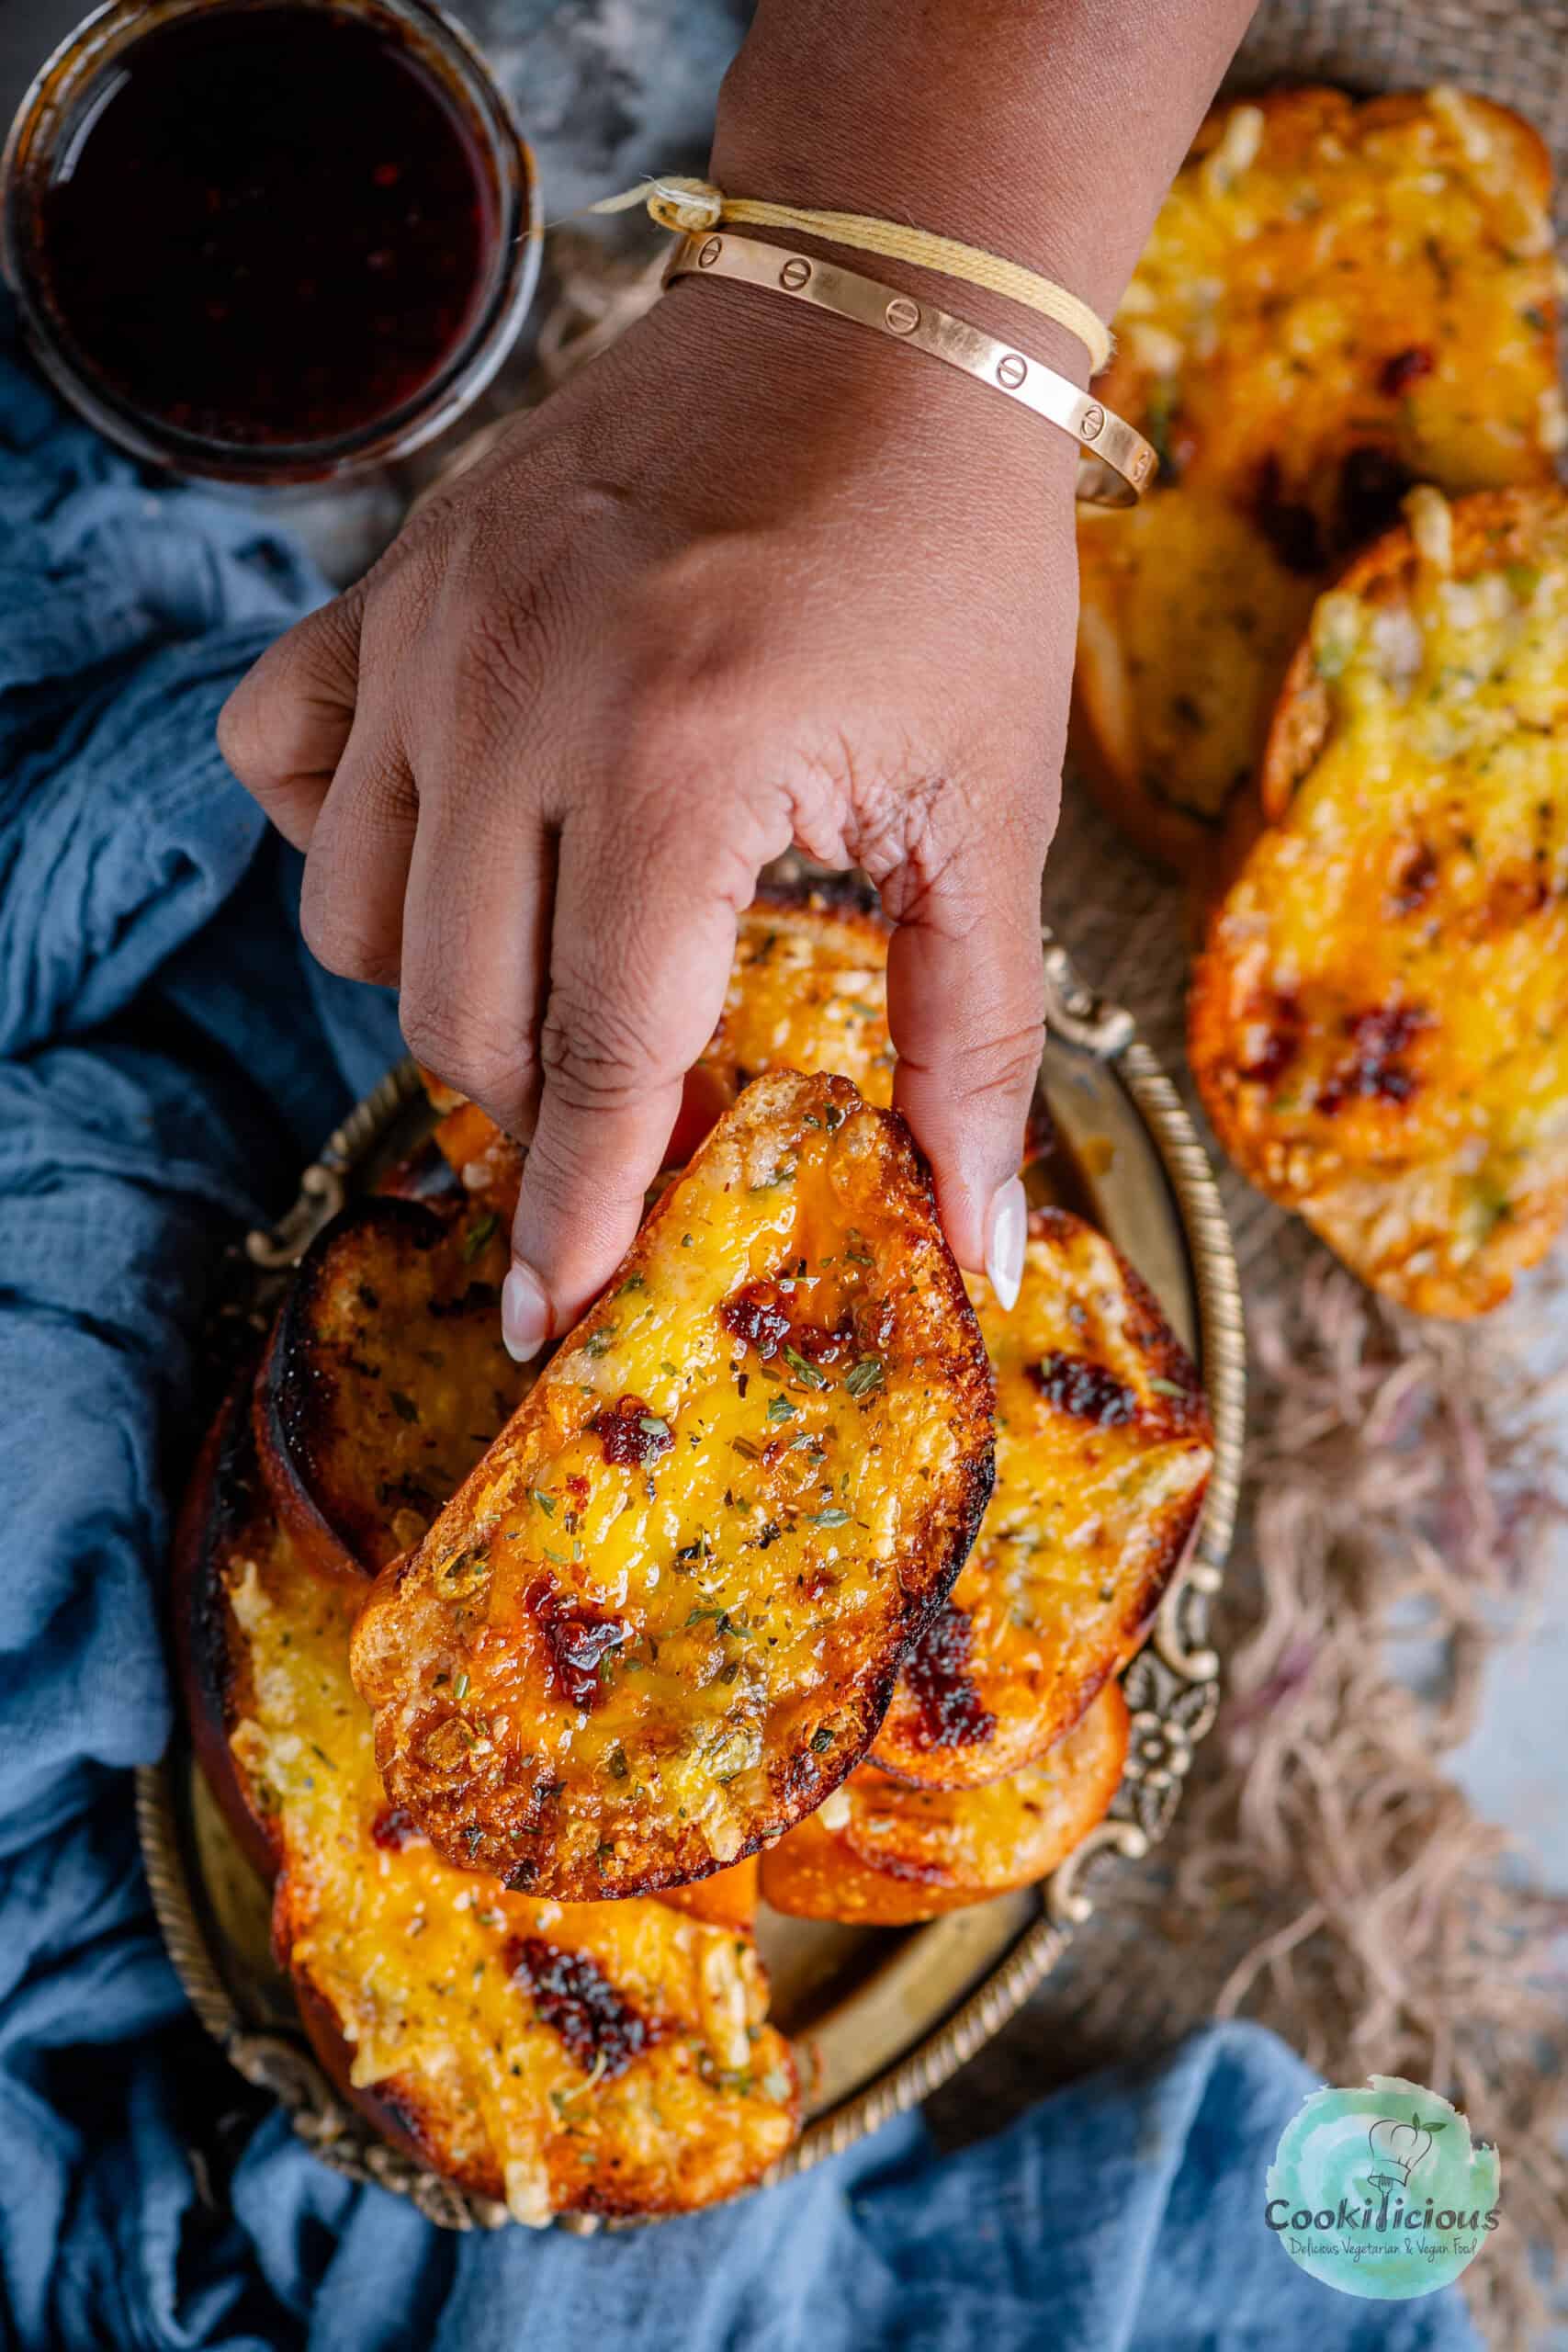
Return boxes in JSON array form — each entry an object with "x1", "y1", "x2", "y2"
[{"x1": 1367, "y1": 2110, "x2": 1445, "y2": 2188}]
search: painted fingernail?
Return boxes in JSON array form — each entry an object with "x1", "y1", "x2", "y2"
[
  {"x1": 984, "y1": 1176, "x2": 1027, "y2": 1313},
  {"x1": 502, "y1": 1260, "x2": 550, "y2": 1363}
]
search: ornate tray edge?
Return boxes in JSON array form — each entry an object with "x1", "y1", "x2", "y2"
[{"x1": 138, "y1": 933, "x2": 1246, "y2": 2230}]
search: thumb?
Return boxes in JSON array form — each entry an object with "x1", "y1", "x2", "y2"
[{"x1": 885, "y1": 825, "x2": 1047, "y2": 1307}]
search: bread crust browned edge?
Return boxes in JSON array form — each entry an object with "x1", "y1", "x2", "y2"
[
  {"x1": 172, "y1": 1371, "x2": 285, "y2": 1887},
  {"x1": 1072, "y1": 86, "x2": 1557, "y2": 887},
  {"x1": 1190, "y1": 486, "x2": 1566, "y2": 1202},
  {"x1": 766, "y1": 1681, "x2": 1134, "y2": 1924},
  {"x1": 870, "y1": 1205, "x2": 1209, "y2": 1787},
  {"x1": 355, "y1": 1076, "x2": 997, "y2": 1900},
  {"x1": 749, "y1": 867, "x2": 889, "y2": 933},
  {"x1": 253, "y1": 1194, "x2": 457, "y2": 1587}
]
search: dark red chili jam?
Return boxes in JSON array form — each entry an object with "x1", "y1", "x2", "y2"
[{"x1": 34, "y1": 5, "x2": 492, "y2": 447}]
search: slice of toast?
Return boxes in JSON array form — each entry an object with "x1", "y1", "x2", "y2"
[
  {"x1": 871, "y1": 1209, "x2": 1211, "y2": 1788},
  {"x1": 1191, "y1": 483, "x2": 1568, "y2": 1316},
  {"x1": 761, "y1": 1680, "x2": 1129, "y2": 1925},
  {"x1": 255, "y1": 1196, "x2": 529, "y2": 1580},
  {"x1": 1075, "y1": 86, "x2": 1561, "y2": 877},
  {"x1": 698, "y1": 876, "x2": 895, "y2": 1112},
  {"x1": 350, "y1": 1070, "x2": 995, "y2": 1899},
  {"x1": 176, "y1": 1383, "x2": 798, "y2": 2222}
]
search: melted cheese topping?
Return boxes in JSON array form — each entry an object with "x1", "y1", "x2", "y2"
[
  {"x1": 354, "y1": 1073, "x2": 989, "y2": 1896},
  {"x1": 227, "y1": 1530, "x2": 796, "y2": 2220},
  {"x1": 1077, "y1": 87, "x2": 1560, "y2": 847},
  {"x1": 873, "y1": 1212, "x2": 1212, "y2": 1785},
  {"x1": 1195, "y1": 487, "x2": 1568, "y2": 1313},
  {"x1": 703, "y1": 902, "x2": 894, "y2": 1107}
]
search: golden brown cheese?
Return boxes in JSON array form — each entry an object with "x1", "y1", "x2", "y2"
[
  {"x1": 350, "y1": 1071, "x2": 995, "y2": 1899},
  {"x1": 698, "y1": 884, "x2": 895, "y2": 1112},
  {"x1": 761, "y1": 1681, "x2": 1129, "y2": 1925},
  {"x1": 1075, "y1": 87, "x2": 1561, "y2": 875},
  {"x1": 256, "y1": 1197, "x2": 528, "y2": 1580},
  {"x1": 872, "y1": 1210, "x2": 1211, "y2": 1787},
  {"x1": 1190, "y1": 485, "x2": 1568, "y2": 1316},
  {"x1": 193, "y1": 1399, "x2": 797, "y2": 2222}
]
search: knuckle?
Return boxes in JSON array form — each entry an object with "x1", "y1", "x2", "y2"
[
  {"x1": 298, "y1": 887, "x2": 396, "y2": 988},
  {"x1": 539, "y1": 982, "x2": 666, "y2": 1114},
  {"x1": 400, "y1": 1000, "x2": 536, "y2": 1125}
]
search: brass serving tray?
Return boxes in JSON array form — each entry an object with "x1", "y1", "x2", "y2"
[{"x1": 136, "y1": 930, "x2": 1245, "y2": 2231}]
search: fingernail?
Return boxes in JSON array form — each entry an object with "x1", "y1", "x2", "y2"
[
  {"x1": 502, "y1": 1260, "x2": 550, "y2": 1363},
  {"x1": 984, "y1": 1176, "x2": 1027, "y2": 1313}
]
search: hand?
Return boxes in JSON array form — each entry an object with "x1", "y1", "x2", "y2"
[{"x1": 219, "y1": 275, "x2": 1081, "y2": 1360}]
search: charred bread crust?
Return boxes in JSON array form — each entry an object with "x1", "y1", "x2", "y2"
[
  {"x1": 350, "y1": 1071, "x2": 996, "y2": 1901},
  {"x1": 172, "y1": 1378, "x2": 286, "y2": 1883},
  {"x1": 872, "y1": 1208, "x2": 1211, "y2": 1788},
  {"x1": 1074, "y1": 85, "x2": 1561, "y2": 880},
  {"x1": 1191, "y1": 483, "x2": 1568, "y2": 1315},
  {"x1": 255, "y1": 1194, "x2": 524, "y2": 1582},
  {"x1": 761, "y1": 1680, "x2": 1130, "y2": 1924}
]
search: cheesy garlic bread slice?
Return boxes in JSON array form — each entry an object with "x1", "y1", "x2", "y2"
[
  {"x1": 1191, "y1": 485, "x2": 1568, "y2": 1315},
  {"x1": 176, "y1": 1381, "x2": 797, "y2": 2222},
  {"x1": 872, "y1": 1209, "x2": 1211, "y2": 1788},
  {"x1": 350, "y1": 1070, "x2": 995, "y2": 1899},
  {"x1": 1076, "y1": 86, "x2": 1561, "y2": 876}
]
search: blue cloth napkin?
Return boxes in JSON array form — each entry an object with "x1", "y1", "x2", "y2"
[{"x1": 0, "y1": 300, "x2": 1481, "y2": 2351}]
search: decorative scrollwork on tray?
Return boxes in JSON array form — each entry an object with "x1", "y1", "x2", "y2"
[
  {"x1": 1111, "y1": 1647, "x2": 1222, "y2": 1846},
  {"x1": 1040, "y1": 927, "x2": 1136, "y2": 1057},
  {"x1": 245, "y1": 1163, "x2": 345, "y2": 1269}
]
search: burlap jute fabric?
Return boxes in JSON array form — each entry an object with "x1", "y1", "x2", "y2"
[{"x1": 477, "y1": 4, "x2": 1568, "y2": 2335}]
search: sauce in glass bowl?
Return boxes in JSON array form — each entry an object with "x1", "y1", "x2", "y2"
[{"x1": 2, "y1": 0, "x2": 539, "y2": 482}]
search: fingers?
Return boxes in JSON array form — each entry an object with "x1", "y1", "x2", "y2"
[
  {"x1": 396, "y1": 780, "x2": 556, "y2": 1142},
  {"x1": 217, "y1": 589, "x2": 364, "y2": 849},
  {"x1": 886, "y1": 812, "x2": 1049, "y2": 1303},
  {"x1": 502, "y1": 809, "x2": 758, "y2": 1362},
  {"x1": 297, "y1": 717, "x2": 419, "y2": 988}
]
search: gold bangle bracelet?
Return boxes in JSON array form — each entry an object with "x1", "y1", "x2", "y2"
[{"x1": 663, "y1": 231, "x2": 1154, "y2": 507}]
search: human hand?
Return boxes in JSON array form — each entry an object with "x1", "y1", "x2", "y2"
[{"x1": 219, "y1": 271, "x2": 1081, "y2": 1361}]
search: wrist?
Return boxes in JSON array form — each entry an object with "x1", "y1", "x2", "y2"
[
  {"x1": 713, "y1": 0, "x2": 1257, "y2": 328},
  {"x1": 709, "y1": 94, "x2": 1096, "y2": 387},
  {"x1": 631, "y1": 266, "x2": 1083, "y2": 527}
]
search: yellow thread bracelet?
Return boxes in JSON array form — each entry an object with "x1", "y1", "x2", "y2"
[{"x1": 588, "y1": 175, "x2": 1112, "y2": 375}]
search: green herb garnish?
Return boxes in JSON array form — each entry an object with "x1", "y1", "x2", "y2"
[{"x1": 461, "y1": 1211, "x2": 500, "y2": 1262}]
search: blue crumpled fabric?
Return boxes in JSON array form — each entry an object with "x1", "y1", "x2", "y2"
[{"x1": 0, "y1": 300, "x2": 1482, "y2": 2350}]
